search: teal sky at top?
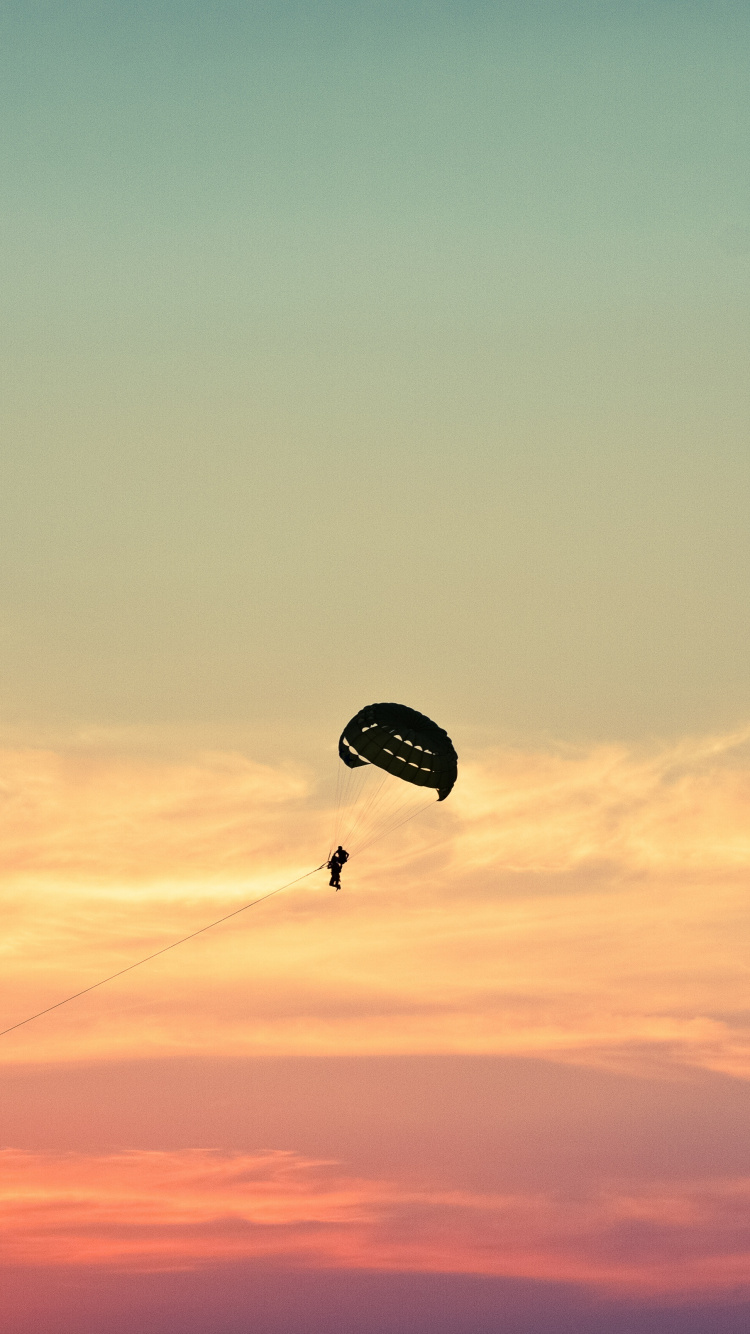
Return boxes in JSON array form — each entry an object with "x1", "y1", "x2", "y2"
[{"x1": 2, "y1": 1, "x2": 749, "y2": 747}]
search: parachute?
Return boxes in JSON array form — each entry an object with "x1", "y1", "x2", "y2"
[
  {"x1": 331, "y1": 702, "x2": 457, "y2": 857},
  {"x1": 339, "y1": 702, "x2": 457, "y2": 799}
]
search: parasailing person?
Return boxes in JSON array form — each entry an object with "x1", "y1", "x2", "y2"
[{"x1": 328, "y1": 845, "x2": 349, "y2": 890}]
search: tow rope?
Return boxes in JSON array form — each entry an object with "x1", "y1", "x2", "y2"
[{"x1": 0, "y1": 861, "x2": 328, "y2": 1040}]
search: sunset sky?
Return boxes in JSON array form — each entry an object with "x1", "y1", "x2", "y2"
[{"x1": 2, "y1": 3, "x2": 750, "y2": 1332}]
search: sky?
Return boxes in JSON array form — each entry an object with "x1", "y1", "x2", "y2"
[{"x1": 1, "y1": 2, "x2": 750, "y2": 1331}]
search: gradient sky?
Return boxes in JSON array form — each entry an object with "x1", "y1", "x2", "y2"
[{"x1": 2, "y1": 3, "x2": 750, "y2": 1332}]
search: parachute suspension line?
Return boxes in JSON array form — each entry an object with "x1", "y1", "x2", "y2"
[
  {"x1": 334, "y1": 724, "x2": 401, "y2": 852},
  {"x1": 334, "y1": 756, "x2": 387, "y2": 853},
  {"x1": 339, "y1": 767, "x2": 389, "y2": 848},
  {"x1": 331, "y1": 766, "x2": 435, "y2": 859},
  {"x1": 330, "y1": 761, "x2": 356, "y2": 853},
  {"x1": 0, "y1": 861, "x2": 328, "y2": 1042},
  {"x1": 333, "y1": 761, "x2": 436, "y2": 859},
  {"x1": 345, "y1": 780, "x2": 402, "y2": 853},
  {"x1": 339, "y1": 759, "x2": 371, "y2": 847},
  {"x1": 350, "y1": 795, "x2": 436, "y2": 858},
  {"x1": 344, "y1": 767, "x2": 427, "y2": 855},
  {"x1": 332, "y1": 759, "x2": 375, "y2": 854},
  {"x1": 330, "y1": 752, "x2": 347, "y2": 856}
]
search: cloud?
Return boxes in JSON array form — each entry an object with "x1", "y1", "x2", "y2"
[
  {"x1": 1, "y1": 1148, "x2": 748, "y2": 1297},
  {"x1": 0, "y1": 746, "x2": 312, "y2": 880},
  {"x1": 1, "y1": 728, "x2": 749, "y2": 1075},
  {"x1": 452, "y1": 726, "x2": 750, "y2": 875},
  {"x1": 3, "y1": 725, "x2": 750, "y2": 882}
]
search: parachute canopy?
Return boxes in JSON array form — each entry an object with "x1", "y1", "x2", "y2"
[{"x1": 338, "y1": 702, "x2": 458, "y2": 801}]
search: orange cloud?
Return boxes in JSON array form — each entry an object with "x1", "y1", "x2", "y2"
[
  {"x1": 453, "y1": 726, "x2": 750, "y2": 875},
  {"x1": 0, "y1": 745, "x2": 312, "y2": 880},
  {"x1": 1, "y1": 1148, "x2": 748, "y2": 1297},
  {"x1": 1, "y1": 728, "x2": 749, "y2": 1076}
]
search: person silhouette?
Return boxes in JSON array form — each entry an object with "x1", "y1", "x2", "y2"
[{"x1": 328, "y1": 846, "x2": 349, "y2": 890}]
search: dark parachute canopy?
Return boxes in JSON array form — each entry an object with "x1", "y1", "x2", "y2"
[{"x1": 338, "y1": 702, "x2": 458, "y2": 801}]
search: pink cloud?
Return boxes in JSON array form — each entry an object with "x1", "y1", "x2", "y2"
[{"x1": 1, "y1": 1148, "x2": 749, "y2": 1297}]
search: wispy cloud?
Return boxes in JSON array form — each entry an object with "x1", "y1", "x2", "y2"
[
  {"x1": 1, "y1": 1148, "x2": 748, "y2": 1297},
  {"x1": 1, "y1": 730, "x2": 748, "y2": 1075},
  {"x1": 0, "y1": 746, "x2": 312, "y2": 880},
  {"x1": 453, "y1": 726, "x2": 750, "y2": 874}
]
